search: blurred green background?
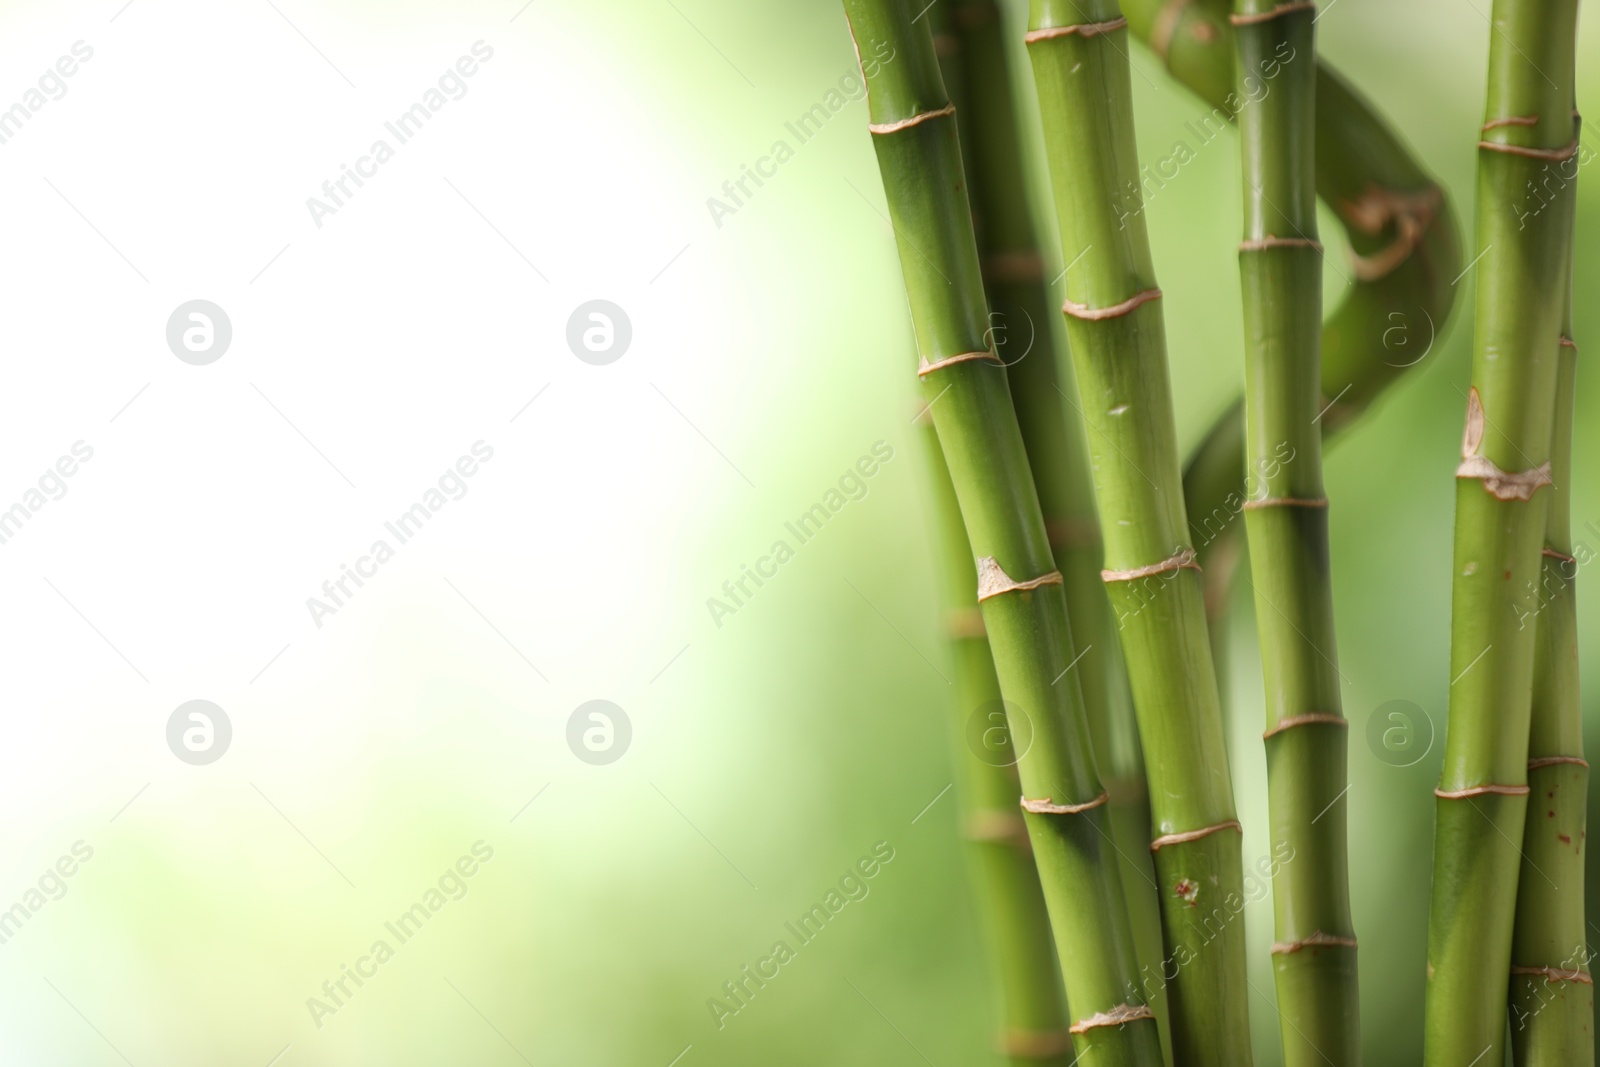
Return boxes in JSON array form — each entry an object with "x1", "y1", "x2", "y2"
[{"x1": 0, "y1": 0, "x2": 1596, "y2": 1064}]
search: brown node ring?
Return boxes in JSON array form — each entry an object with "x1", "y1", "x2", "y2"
[
  {"x1": 1477, "y1": 137, "x2": 1579, "y2": 161},
  {"x1": 1263, "y1": 713, "x2": 1348, "y2": 739},
  {"x1": 1434, "y1": 784, "x2": 1530, "y2": 799},
  {"x1": 1238, "y1": 236, "x2": 1323, "y2": 252},
  {"x1": 976, "y1": 557, "x2": 1064, "y2": 602},
  {"x1": 1021, "y1": 791, "x2": 1109, "y2": 815},
  {"x1": 918, "y1": 350, "x2": 1004, "y2": 377},
  {"x1": 1272, "y1": 931, "x2": 1359, "y2": 955},
  {"x1": 1336, "y1": 183, "x2": 1441, "y2": 282},
  {"x1": 1150, "y1": 820, "x2": 1242, "y2": 852},
  {"x1": 1242, "y1": 496, "x2": 1329, "y2": 510},
  {"x1": 1229, "y1": 1, "x2": 1316, "y2": 25},
  {"x1": 1510, "y1": 965, "x2": 1594, "y2": 985},
  {"x1": 868, "y1": 104, "x2": 956, "y2": 135},
  {"x1": 999, "y1": 1029, "x2": 1071, "y2": 1057},
  {"x1": 1024, "y1": 17, "x2": 1128, "y2": 42},
  {"x1": 1063, "y1": 287, "x2": 1162, "y2": 321},
  {"x1": 1068, "y1": 1004, "x2": 1155, "y2": 1035},
  {"x1": 1528, "y1": 755, "x2": 1589, "y2": 770},
  {"x1": 1102, "y1": 547, "x2": 1200, "y2": 583}
]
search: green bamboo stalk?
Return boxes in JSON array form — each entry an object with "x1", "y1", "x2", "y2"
[
  {"x1": 843, "y1": 2, "x2": 1162, "y2": 1062},
  {"x1": 1424, "y1": 1, "x2": 1580, "y2": 1062},
  {"x1": 931, "y1": 2, "x2": 1170, "y2": 1055},
  {"x1": 1508, "y1": 224, "x2": 1590, "y2": 1065},
  {"x1": 1024, "y1": 5, "x2": 1251, "y2": 1064},
  {"x1": 1117, "y1": 0, "x2": 1463, "y2": 587},
  {"x1": 1230, "y1": 2, "x2": 1358, "y2": 1062},
  {"x1": 920, "y1": 414, "x2": 1077, "y2": 1067}
]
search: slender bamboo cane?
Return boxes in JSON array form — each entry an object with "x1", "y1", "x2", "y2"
[
  {"x1": 1118, "y1": 0, "x2": 1463, "y2": 591},
  {"x1": 1230, "y1": 2, "x2": 1358, "y2": 1062},
  {"x1": 920, "y1": 415, "x2": 1076, "y2": 1067},
  {"x1": 1024, "y1": 5, "x2": 1251, "y2": 1063},
  {"x1": 932, "y1": 2, "x2": 1170, "y2": 1055},
  {"x1": 1424, "y1": 1, "x2": 1580, "y2": 1062},
  {"x1": 843, "y1": 3, "x2": 1162, "y2": 1062},
  {"x1": 1508, "y1": 218, "x2": 1590, "y2": 1065}
]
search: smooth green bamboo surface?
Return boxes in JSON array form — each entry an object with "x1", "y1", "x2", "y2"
[
  {"x1": 921, "y1": 415, "x2": 1076, "y2": 1067},
  {"x1": 1025, "y1": 3, "x2": 1251, "y2": 1063},
  {"x1": 1508, "y1": 265, "x2": 1590, "y2": 1065},
  {"x1": 934, "y1": 3, "x2": 1170, "y2": 1057},
  {"x1": 843, "y1": 2, "x2": 1162, "y2": 1063},
  {"x1": 1231, "y1": 3, "x2": 1358, "y2": 1063},
  {"x1": 1118, "y1": 0, "x2": 1463, "y2": 585},
  {"x1": 1424, "y1": 1, "x2": 1580, "y2": 1063}
]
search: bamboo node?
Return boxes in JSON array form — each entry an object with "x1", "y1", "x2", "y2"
[
  {"x1": 1149, "y1": 0, "x2": 1192, "y2": 61},
  {"x1": 975, "y1": 558, "x2": 1064, "y2": 602},
  {"x1": 931, "y1": 33, "x2": 961, "y2": 57},
  {"x1": 999, "y1": 1028, "x2": 1072, "y2": 1057},
  {"x1": 1020, "y1": 791, "x2": 1109, "y2": 815},
  {"x1": 1263, "y1": 713, "x2": 1348, "y2": 739},
  {"x1": 1336, "y1": 183, "x2": 1441, "y2": 282},
  {"x1": 1528, "y1": 756, "x2": 1589, "y2": 770},
  {"x1": 1229, "y1": 1, "x2": 1316, "y2": 25},
  {"x1": 1238, "y1": 236, "x2": 1323, "y2": 252},
  {"x1": 1542, "y1": 547, "x2": 1577, "y2": 565},
  {"x1": 1150, "y1": 820, "x2": 1242, "y2": 851},
  {"x1": 1434, "y1": 784, "x2": 1530, "y2": 799},
  {"x1": 965, "y1": 810, "x2": 1029, "y2": 846},
  {"x1": 1477, "y1": 137, "x2": 1579, "y2": 161},
  {"x1": 981, "y1": 250, "x2": 1045, "y2": 283},
  {"x1": 917, "y1": 349, "x2": 1004, "y2": 377},
  {"x1": 1271, "y1": 931, "x2": 1359, "y2": 955},
  {"x1": 1068, "y1": 1003, "x2": 1155, "y2": 1034},
  {"x1": 1511, "y1": 965, "x2": 1594, "y2": 985},
  {"x1": 1560, "y1": 335, "x2": 1578, "y2": 350},
  {"x1": 1024, "y1": 17, "x2": 1128, "y2": 43},
  {"x1": 868, "y1": 104, "x2": 956, "y2": 135},
  {"x1": 945, "y1": 607, "x2": 987, "y2": 639},
  {"x1": 1101, "y1": 547, "x2": 1199, "y2": 583},
  {"x1": 1045, "y1": 517, "x2": 1099, "y2": 550},
  {"x1": 1242, "y1": 496, "x2": 1329, "y2": 510},
  {"x1": 1062, "y1": 287, "x2": 1162, "y2": 321},
  {"x1": 1482, "y1": 115, "x2": 1539, "y2": 131},
  {"x1": 1457, "y1": 387, "x2": 1553, "y2": 501}
]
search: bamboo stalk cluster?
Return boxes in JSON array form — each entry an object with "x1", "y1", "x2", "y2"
[{"x1": 839, "y1": 0, "x2": 1586, "y2": 1062}]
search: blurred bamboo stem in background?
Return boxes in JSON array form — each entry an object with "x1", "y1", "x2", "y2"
[
  {"x1": 1424, "y1": 0, "x2": 1579, "y2": 1062},
  {"x1": 842, "y1": 1, "x2": 1162, "y2": 1062},
  {"x1": 1230, "y1": 0, "x2": 1359, "y2": 1061},
  {"x1": 1025, "y1": 2, "x2": 1252, "y2": 1062}
]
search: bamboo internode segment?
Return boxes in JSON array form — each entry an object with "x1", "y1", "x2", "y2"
[
  {"x1": 974, "y1": 557, "x2": 1064, "y2": 601},
  {"x1": 1262, "y1": 713, "x2": 1348, "y2": 738},
  {"x1": 867, "y1": 103, "x2": 956, "y2": 133},
  {"x1": 1061, "y1": 287, "x2": 1163, "y2": 320},
  {"x1": 1149, "y1": 820, "x2": 1243, "y2": 851},
  {"x1": 917, "y1": 349, "x2": 1005, "y2": 376},
  {"x1": 1434, "y1": 784, "x2": 1532, "y2": 799},
  {"x1": 1069, "y1": 1004, "x2": 1156, "y2": 1034},
  {"x1": 1241, "y1": 496, "x2": 1328, "y2": 509},
  {"x1": 1021, "y1": 791, "x2": 1110, "y2": 814},
  {"x1": 999, "y1": 1029, "x2": 1073, "y2": 1056},
  {"x1": 1228, "y1": 1, "x2": 1315, "y2": 25},
  {"x1": 1023, "y1": 17, "x2": 1127, "y2": 41},
  {"x1": 1100, "y1": 547, "x2": 1200, "y2": 583},
  {"x1": 1510, "y1": 966, "x2": 1594, "y2": 984},
  {"x1": 1238, "y1": 236, "x2": 1324, "y2": 252},
  {"x1": 1476, "y1": 136, "x2": 1579, "y2": 160},
  {"x1": 1271, "y1": 931, "x2": 1360, "y2": 955}
]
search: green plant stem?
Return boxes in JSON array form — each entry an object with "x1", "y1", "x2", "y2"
[
  {"x1": 921, "y1": 417, "x2": 1077, "y2": 1067},
  {"x1": 1508, "y1": 236, "x2": 1590, "y2": 1065},
  {"x1": 843, "y1": 3, "x2": 1162, "y2": 1063},
  {"x1": 1118, "y1": 0, "x2": 1463, "y2": 596},
  {"x1": 1025, "y1": 5, "x2": 1250, "y2": 1064},
  {"x1": 1424, "y1": 1, "x2": 1579, "y2": 1062},
  {"x1": 933, "y1": 3, "x2": 1170, "y2": 1056},
  {"x1": 1230, "y1": 2, "x2": 1358, "y2": 1063}
]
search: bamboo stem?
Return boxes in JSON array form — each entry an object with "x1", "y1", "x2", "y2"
[
  {"x1": 1230, "y1": 2, "x2": 1359, "y2": 1062},
  {"x1": 1424, "y1": 1, "x2": 1580, "y2": 1062},
  {"x1": 1508, "y1": 198, "x2": 1590, "y2": 1066},
  {"x1": 920, "y1": 415, "x2": 1076, "y2": 1067},
  {"x1": 933, "y1": 2, "x2": 1171, "y2": 1057},
  {"x1": 843, "y1": 3, "x2": 1162, "y2": 1062},
  {"x1": 1024, "y1": 4, "x2": 1251, "y2": 1063}
]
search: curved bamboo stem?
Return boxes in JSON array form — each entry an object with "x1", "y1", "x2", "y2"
[
  {"x1": 1024, "y1": 3, "x2": 1251, "y2": 1063},
  {"x1": 1424, "y1": 1, "x2": 1580, "y2": 1062},
  {"x1": 1230, "y1": 2, "x2": 1358, "y2": 1062},
  {"x1": 842, "y1": 3, "x2": 1163, "y2": 1063}
]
